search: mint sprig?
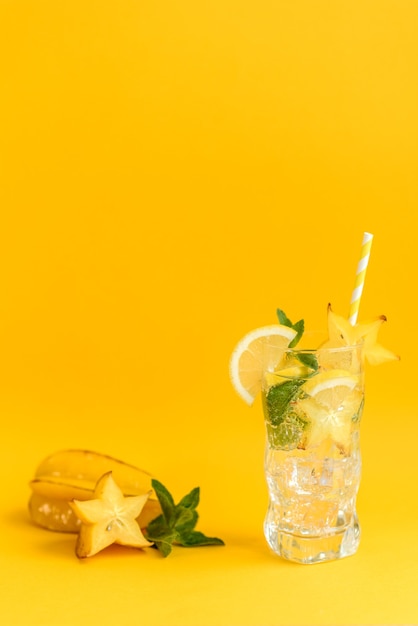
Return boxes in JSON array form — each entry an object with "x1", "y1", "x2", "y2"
[
  {"x1": 263, "y1": 380, "x2": 309, "y2": 449},
  {"x1": 264, "y1": 379, "x2": 305, "y2": 422},
  {"x1": 145, "y1": 480, "x2": 225, "y2": 557},
  {"x1": 276, "y1": 308, "x2": 304, "y2": 347},
  {"x1": 276, "y1": 308, "x2": 318, "y2": 370}
]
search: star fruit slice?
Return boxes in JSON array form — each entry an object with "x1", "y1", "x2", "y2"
[
  {"x1": 70, "y1": 472, "x2": 153, "y2": 558},
  {"x1": 352, "y1": 316, "x2": 400, "y2": 366},
  {"x1": 321, "y1": 304, "x2": 399, "y2": 366},
  {"x1": 299, "y1": 369, "x2": 364, "y2": 452}
]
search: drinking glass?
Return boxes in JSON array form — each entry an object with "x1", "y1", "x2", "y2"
[{"x1": 262, "y1": 338, "x2": 364, "y2": 564}]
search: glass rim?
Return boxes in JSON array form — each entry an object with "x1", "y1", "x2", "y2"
[
  {"x1": 284, "y1": 332, "x2": 364, "y2": 354},
  {"x1": 283, "y1": 343, "x2": 363, "y2": 354}
]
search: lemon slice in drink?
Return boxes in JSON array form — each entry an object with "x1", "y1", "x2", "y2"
[
  {"x1": 300, "y1": 370, "x2": 363, "y2": 451},
  {"x1": 303, "y1": 370, "x2": 358, "y2": 403},
  {"x1": 229, "y1": 325, "x2": 297, "y2": 405},
  {"x1": 264, "y1": 364, "x2": 312, "y2": 390}
]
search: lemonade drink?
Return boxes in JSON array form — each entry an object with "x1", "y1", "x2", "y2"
[
  {"x1": 229, "y1": 304, "x2": 398, "y2": 564},
  {"x1": 262, "y1": 340, "x2": 364, "y2": 563}
]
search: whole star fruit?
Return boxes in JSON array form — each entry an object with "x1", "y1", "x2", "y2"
[{"x1": 28, "y1": 449, "x2": 162, "y2": 533}]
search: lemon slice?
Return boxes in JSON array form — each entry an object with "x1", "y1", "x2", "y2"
[
  {"x1": 229, "y1": 325, "x2": 297, "y2": 405},
  {"x1": 300, "y1": 370, "x2": 363, "y2": 450},
  {"x1": 303, "y1": 369, "x2": 358, "y2": 407},
  {"x1": 263, "y1": 365, "x2": 311, "y2": 390}
]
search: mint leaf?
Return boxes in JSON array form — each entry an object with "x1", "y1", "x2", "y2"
[
  {"x1": 296, "y1": 352, "x2": 318, "y2": 371},
  {"x1": 177, "y1": 531, "x2": 225, "y2": 548},
  {"x1": 145, "y1": 480, "x2": 224, "y2": 557},
  {"x1": 178, "y1": 487, "x2": 199, "y2": 509},
  {"x1": 276, "y1": 308, "x2": 293, "y2": 327},
  {"x1": 276, "y1": 308, "x2": 304, "y2": 348},
  {"x1": 152, "y1": 534, "x2": 177, "y2": 557},
  {"x1": 266, "y1": 410, "x2": 308, "y2": 450},
  {"x1": 263, "y1": 380, "x2": 308, "y2": 450},
  {"x1": 275, "y1": 307, "x2": 317, "y2": 367},
  {"x1": 263, "y1": 379, "x2": 305, "y2": 425},
  {"x1": 152, "y1": 479, "x2": 176, "y2": 523},
  {"x1": 174, "y1": 508, "x2": 198, "y2": 535},
  {"x1": 289, "y1": 319, "x2": 304, "y2": 348}
]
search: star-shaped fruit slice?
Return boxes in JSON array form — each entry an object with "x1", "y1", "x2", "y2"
[
  {"x1": 322, "y1": 304, "x2": 399, "y2": 366},
  {"x1": 69, "y1": 471, "x2": 153, "y2": 558},
  {"x1": 352, "y1": 316, "x2": 399, "y2": 366},
  {"x1": 299, "y1": 370, "x2": 364, "y2": 452}
]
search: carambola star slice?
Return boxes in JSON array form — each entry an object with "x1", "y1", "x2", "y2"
[{"x1": 70, "y1": 471, "x2": 153, "y2": 558}]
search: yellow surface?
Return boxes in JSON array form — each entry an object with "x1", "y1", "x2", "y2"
[{"x1": 0, "y1": 1, "x2": 417, "y2": 624}]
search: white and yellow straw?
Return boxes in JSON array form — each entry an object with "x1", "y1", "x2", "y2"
[{"x1": 349, "y1": 231, "x2": 374, "y2": 326}]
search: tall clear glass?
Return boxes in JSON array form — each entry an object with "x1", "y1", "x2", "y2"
[{"x1": 262, "y1": 338, "x2": 364, "y2": 564}]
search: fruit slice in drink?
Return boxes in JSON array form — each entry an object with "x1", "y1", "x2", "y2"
[
  {"x1": 229, "y1": 325, "x2": 297, "y2": 405},
  {"x1": 299, "y1": 370, "x2": 364, "y2": 452},
  {"x1": 262, "y1": 365, "x2": 310, "y2": 450},
  {"x1": 322, "y1": 305, "x2": 399, "y2": 366}
]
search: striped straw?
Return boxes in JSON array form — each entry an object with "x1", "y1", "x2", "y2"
[{"x1": 349, "y1": 232, "x2": 374, "y2": 325}]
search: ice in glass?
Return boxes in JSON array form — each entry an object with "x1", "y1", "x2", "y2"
[{"x1": 262, "y1": 340, "x2": 364, "y2": 563}]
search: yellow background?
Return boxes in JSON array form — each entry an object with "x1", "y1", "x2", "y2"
[{"x1": 0, "y1": 1, "x2": 417, "y2": 624}]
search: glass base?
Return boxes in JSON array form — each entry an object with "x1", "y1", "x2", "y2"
[{"x1": 264, "y1": 516, "x2": 361, "y2": 564}]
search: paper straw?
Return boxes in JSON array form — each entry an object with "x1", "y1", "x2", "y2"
[{"x1": 349, "y1": 232, "x2": 374, "y2": 325}]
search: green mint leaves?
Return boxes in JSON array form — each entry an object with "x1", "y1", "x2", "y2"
[
  {"x1": 262, "y1": 307, "x2": 320, "y2": 450},
  {"x1": 145, "y1": 480, "x2": 225, "y2": 557},
  {"x1": 276, "y1": 308, "x2": 304, "y2": 348},
  {"x1": 296, "y1": 352, "x2": 319, "y2": 370},
  {"x1": 263, "y1": 379, "x2": 308, "y2": 449},
  {"x1": 276, "y1": 308, "x2": 318, "y2": 371},
  {"x1": 264, "y1": 379, "x2": 305, "y2": 421}
]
